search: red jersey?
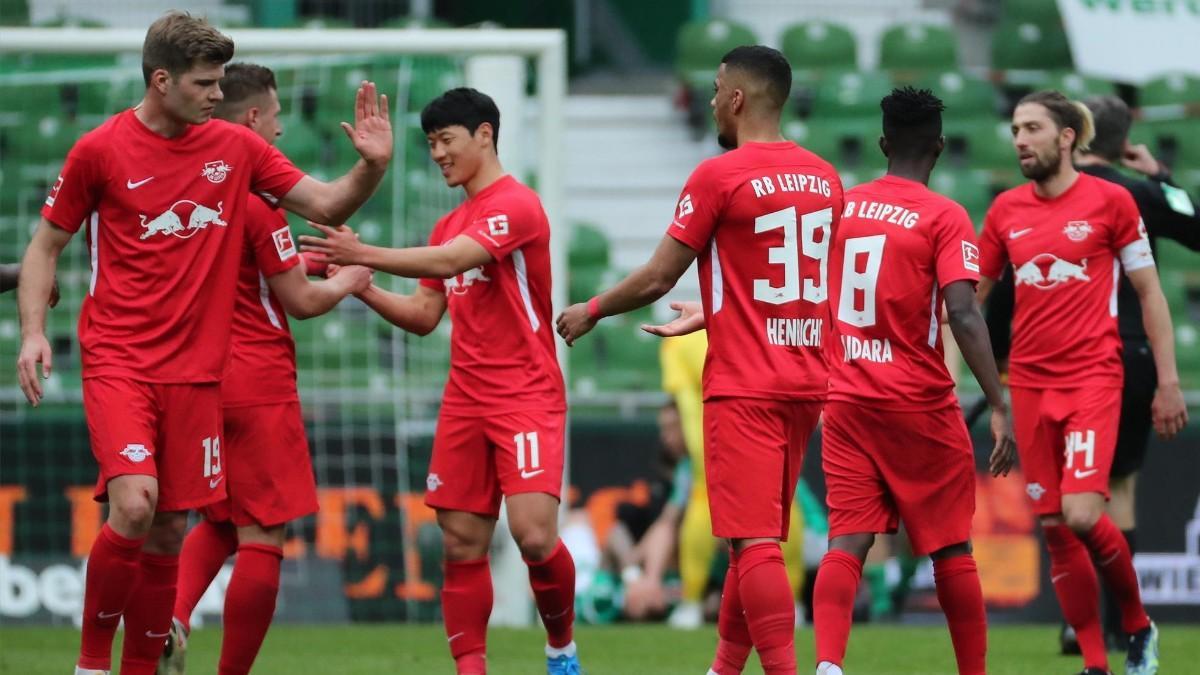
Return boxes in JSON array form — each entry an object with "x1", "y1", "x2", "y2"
[
  {"x1": 419, "y1": 175, "x2": 565, "y2": 414},
  {"x1": 41, "y1": 109, "x2": 305, "y2": 383},
  {"x1": 827, "y1": 176, "x2": 980, "y2": 411},
  {"x1": 221, "y1": 195, "x2": 302, "y2": 408},
  {"x1": 979, "y1": 173, "x2": 1151, "y2": 389},
  {"x1": 667, "y1": 141, "x2": 844, "y2": 401}
]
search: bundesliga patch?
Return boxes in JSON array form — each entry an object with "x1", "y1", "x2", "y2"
[
  {"x1": 677, "y1": 193, "x2": 694, "y2": 219},
  {"x1": 272, "y1": 226, "x2": 297, "y2": 261},
  {"x1": 961, "y1": 241, "x2": 980, "y2": 272},
  {"x1": 45, "y1": 174, "x2": 63, "y2": 207},
  {"x1": 487, "y1": 214, "x2": 509, "y2": 237},
  {"x1": 1162, "y1": 183, "x2": 1196, "y2": 216}
]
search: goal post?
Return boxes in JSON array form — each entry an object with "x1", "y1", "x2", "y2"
[{"x1": 0, "y1": 27, "x2": 566, "y2": 626}]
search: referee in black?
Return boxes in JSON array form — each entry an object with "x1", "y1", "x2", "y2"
[{"x1": 1073, "y1": 94, "x2": 1200, "y2": 650}]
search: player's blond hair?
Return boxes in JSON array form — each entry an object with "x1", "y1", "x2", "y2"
[
  {"x1": 1017, "y1": 90, "x2": 1095, "y2": 152},
  {"x1": 142, "y1": 11, "x2": 234, "y2": 87}
]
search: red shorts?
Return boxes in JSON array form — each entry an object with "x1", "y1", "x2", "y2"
[
  {"x1": 424, "y1": 410, "x2": 565, "y2": 518},
  {"x1": 202, "y1": 402, "x2": 318, "y2": 527},
  {"x1": 83, "y1": 378, "x2": 225, "y2": 512},
  {"x1": 822, "y1": 401, "x2": 975, "y2": 556},
  {"x1": 1010, "y1": 386, "x2": 1120, "y2": 515},
  {"x1": 703, "y1": 397, "x2": 822, "y2": 539}
]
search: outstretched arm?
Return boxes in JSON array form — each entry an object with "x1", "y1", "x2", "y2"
[
  {"x1": 299, "y1": 226, "x2": 492, "y2": 280},
  {"x1": 266, "y1": 263, "x2": 372, "y2": 319},
  {"x1": 358, "y1": 283, "x2": 447, "y2": 336},
  {"x1": 556, "y1": 235, "x2": 698, "y2": 346},
  {"x1": 278, "y1": 82, "x2": 392, "y2": 225},
  {"x1": 944, "y1": 280, "x2": 1015, "y2": 477}
]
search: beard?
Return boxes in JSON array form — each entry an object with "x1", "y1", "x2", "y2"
[
  {"x1": 1019, "y1": 149, "x2": 1062, "y2": 181},
  {"x1": 716, "y1": 131, "x2": 736, "y2": 150}
]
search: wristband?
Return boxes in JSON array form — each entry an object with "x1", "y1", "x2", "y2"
[{"x1": 586, "y1": 296, "x2": 602, "y2": 320}]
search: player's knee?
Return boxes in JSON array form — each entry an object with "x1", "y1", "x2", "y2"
[
  {"x1": 144, "y1": 512, "x2": 188, "y2": 554},
  {"x1": 109, "y1": 494, "x2": 156, "y2": 536},
  {"x1": 829, "y1": 533, "x2": 874, "y2": 561},
  {"x1": 512, "y1": 526, "x2": 557, "y2": 561},
  {"x1": 441, "y1": 529, "x2": 488, "y2": 561},
  {"x1": 1063, "y1": 505, "x2": 1101, "y2": 533}
]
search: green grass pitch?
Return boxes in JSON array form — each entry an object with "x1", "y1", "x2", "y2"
[{"x1": 3, "y1": 624, "x2": 1197, "y2": 674}]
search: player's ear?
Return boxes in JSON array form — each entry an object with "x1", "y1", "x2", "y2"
[
  {"x1": 150, "y1": 68, "x2": 171, "y2": 95},
  {"x1": 246, "y1": 106, "x2": 260, "y2": 129},
  {"x1": 878, "y1": 135, "x2": 889, "y2": 158},
  {"x1": 934, "y1": 135, "x2": 946, "y2": 158}
]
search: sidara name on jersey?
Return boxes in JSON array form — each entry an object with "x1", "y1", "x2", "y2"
[
  {"x1": 840, "y1": 334, "x2": 894, "y2": 363},
  {"x1": 842, "y1": 200, "x2": 920, "y2": 229},
  {"x1": 749, "y1": 173, "x2": 833, "y2": 199},
  {"x1": 765, "y1": 317, "x2": 823, "y2": 348}
]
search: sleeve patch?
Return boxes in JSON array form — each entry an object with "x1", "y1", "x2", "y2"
[
  {"x1": 1162, "y1": 183, "x2": 1196, "y2": 217},
  {"x1": 487, "y1": 214, "x2": 509, "y2": 237},
  {"x1": 272, "y1": 226, "x2": 297, "y2": 261},
  {"x1": 962, "y1": 240, "x2": 980, "y2": 273}
]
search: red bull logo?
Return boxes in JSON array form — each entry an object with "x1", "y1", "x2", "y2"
[
  {"x1": 1013, "y1": 253, "x2": 1090, "y2": 290},
  {"x1": 139, "y1": 200, "x2": 227, "y2": 241},
  {"x1": 201, "y1": 160, "x2": 233, "y2": 184},
  {"x1": 444, "y1": 266, "x2": 491, "y2": 296}
]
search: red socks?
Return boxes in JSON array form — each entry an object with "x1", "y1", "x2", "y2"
[
  {"x1": 711, "y1": 550, "x2": 752, "y2": 675},
  {"x1": 525, "y1": 539, "x2": 576, "y2": 649},
  {"x1": 932, "y1": 554, "x2": 987, "y2": 675},
  {"x1": 442, "y1": 557, "x2": 493, "y2": 674},
  {"x1": 1044, "y1": 524, "x2": 1108, "y2": 670},
  {"x1": 119, "y1": 552, "x2": 180, "y2": 675},
  {"x1": 174, "y1": 518, "x2": 239, "y2": 632},
  {"x1": 1082, "y1": 515, "x2": 1151, "y2": 635},
  {"x1": 813, "y1": 549, "x2": 862, "y2": 669},
  {"x1": 77, "y1": 524, "x2": 146, "y2": 671},
  {"x1": 217, "y1": 543, "x2": 283, "y2": 675},
  {"x1": 736, "y1": 542, "x2": 797, "y2": 675}
]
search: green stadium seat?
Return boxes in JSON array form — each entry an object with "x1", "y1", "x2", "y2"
[
  {"x1": 1137, "y1": 119, "x2": 1200, "y2": 174},
  {"x1": 569, "y1": 223, "x2": 611, "y2": 269},
  {"x1": 1048, "y1": 71, "x2": 1115, "y2": 99},
  {"x1": 929, "y1": 169, "x2": 994, "y2": 226},
  {"x1": 811, "y1": 70, "x2": 895, "y2": 119},
  {"x1": 782, "y1": 116, "x2": 841, "y2": 161},
  {"x1": 1139, "y1": 72, "x2": 1200, "y2": 107},
  {"x1": 918, "y1": 71, "x2": 998, "y2": 117},
  {"x1": 991, "y1": 20, "x2": 1073, "y2": 78},
  {"x1": 879, "y1": 23, "x2": 958, "y2": 75},
  {"x1": 675, "y1": 18, "x2": 758, "y2": 91},
  {"x1": 780, "y1": 21, "x2": 857, "y2": 71},
  {"x1": 944, "y1": 118, "x2": 1015, "y2": 173},
  {"x1": 1002, "y1": 0, "x2": 1064, "y2": 24}
]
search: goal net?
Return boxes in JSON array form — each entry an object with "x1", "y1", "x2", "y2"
[{"x1": 0, "y1": 25, "x2": 566, "y2": 625}]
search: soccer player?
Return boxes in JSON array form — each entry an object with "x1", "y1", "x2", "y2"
[
  {"x1": 810, "y1": 86, "x2": 1015, "y2": 675},
  {"x1": 557, "y1": 45, "x2": 843, "y2": 675},
  {"x1": 297, "y1": 87, "x2": 580, "y2": 675},
  {"x1": 978, "y1": 90, "x2": 1188, "y2": 675},
  {"x1": 159, "y1": 63, "x2": 373, "y2": 675},
  {"x1": 1072, "y1": 95, "x2": 1200, "y2": 648},
  {"x1": 15, "y1": 12, "x2": 391, "y2": 675}
]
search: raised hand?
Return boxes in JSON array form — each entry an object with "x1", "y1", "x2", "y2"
[
  {"x1": 641, "y1": 301, "x2": 704, "y2": 337},
  {"x1": 299, "y1": 222, "x2": 365, "y2": 266},
  {"x1": 341, "y1": 81, "x2": 392, "y2": 167}
]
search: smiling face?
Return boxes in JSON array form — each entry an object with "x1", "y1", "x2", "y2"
[
  {"x1": 426, "y1": 122, "x2": 494, "y2": 188},
  {"x1": 157, "y1": 61, "x2": 226, "y2": 125},
  {"x1": 1011, "y1": 102, "x2": 1073, "y2": 182}
]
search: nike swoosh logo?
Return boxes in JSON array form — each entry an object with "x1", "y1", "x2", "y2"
[
  {"x1": 146, "y1": 630, "x2": 170, "y2": 639},
  {"x1": 1100, "y1": 552, "x2": 1120, "y2": 566},
  {"x1": 1051, "y1": 573, "x2": 1069, "y2": 583},
  {"x1": 1073, "y1": 469, "x2": 1098, "y2": 479},
  {"x1": 98, "y1": 610, "x2": 122, "y2": 619},
  {"x1": 447, "y1": 632, "x2": 465, "y2": 643},
  {"x1": 543, "y1": 607, "x2": 571, "y2": 620},
  {"x1": 520, "y1": 469, "x2": 545, "y2": 479},
  {"x1": 126, "y1": 176, "x2": 155, "y2": 189},
  {"x1": 209, "y1": 476, "x2": 224, "y2": 489},
  {"x1": 1009, "y1": 228, "x2": 1033, "y2": 239}
]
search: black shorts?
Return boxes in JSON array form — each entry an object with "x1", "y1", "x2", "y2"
[{"x1": 1112, "y1": 340, "x2": 1157, "y2": 479}]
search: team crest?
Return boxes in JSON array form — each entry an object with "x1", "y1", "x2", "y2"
[
  {"x1": 119, "y1": 443, "x2": 151, "y2": 463},
  {"x1": 201, "y1": 160, "x2": 233, "y2": 184},
  {"x1": 426, "y1": 473, "x2": 443, "y2": 492},
  {"x1": 1063, "y1": 220, "x2": 1092, "y2": 242},
  {"x1": 1026, "y1": 482, "x2": 1046, "y2": 501}
]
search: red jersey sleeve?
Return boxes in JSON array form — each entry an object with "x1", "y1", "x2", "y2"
[
  {"x1": 977, "y1": 205, "x2": 1008, "y2": 279},
  {"x1": 666, "y1": 161, "x2": 724, "y2": 252},
  {"x1": 461, "y1": 198, "x2": 542, "y2": 262},
  {"x1": 934, "y1": 203, "x2": 981, "y2": 289},
  {"x1": 246, "y1": 196, "x2": 301, "y2": 278},
  {"x1": 419, "y1": 218, "x2": 448, "y2": 292},
  {"x1": 247, "y1": 133, "x2": 306, "y2": 202},
  {"x1": 1109, "y1": 185, "x2": 1146, "y2": 251},
  {"x1": 40, "y1": 134, "x2": 106, "y2": 233}
]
